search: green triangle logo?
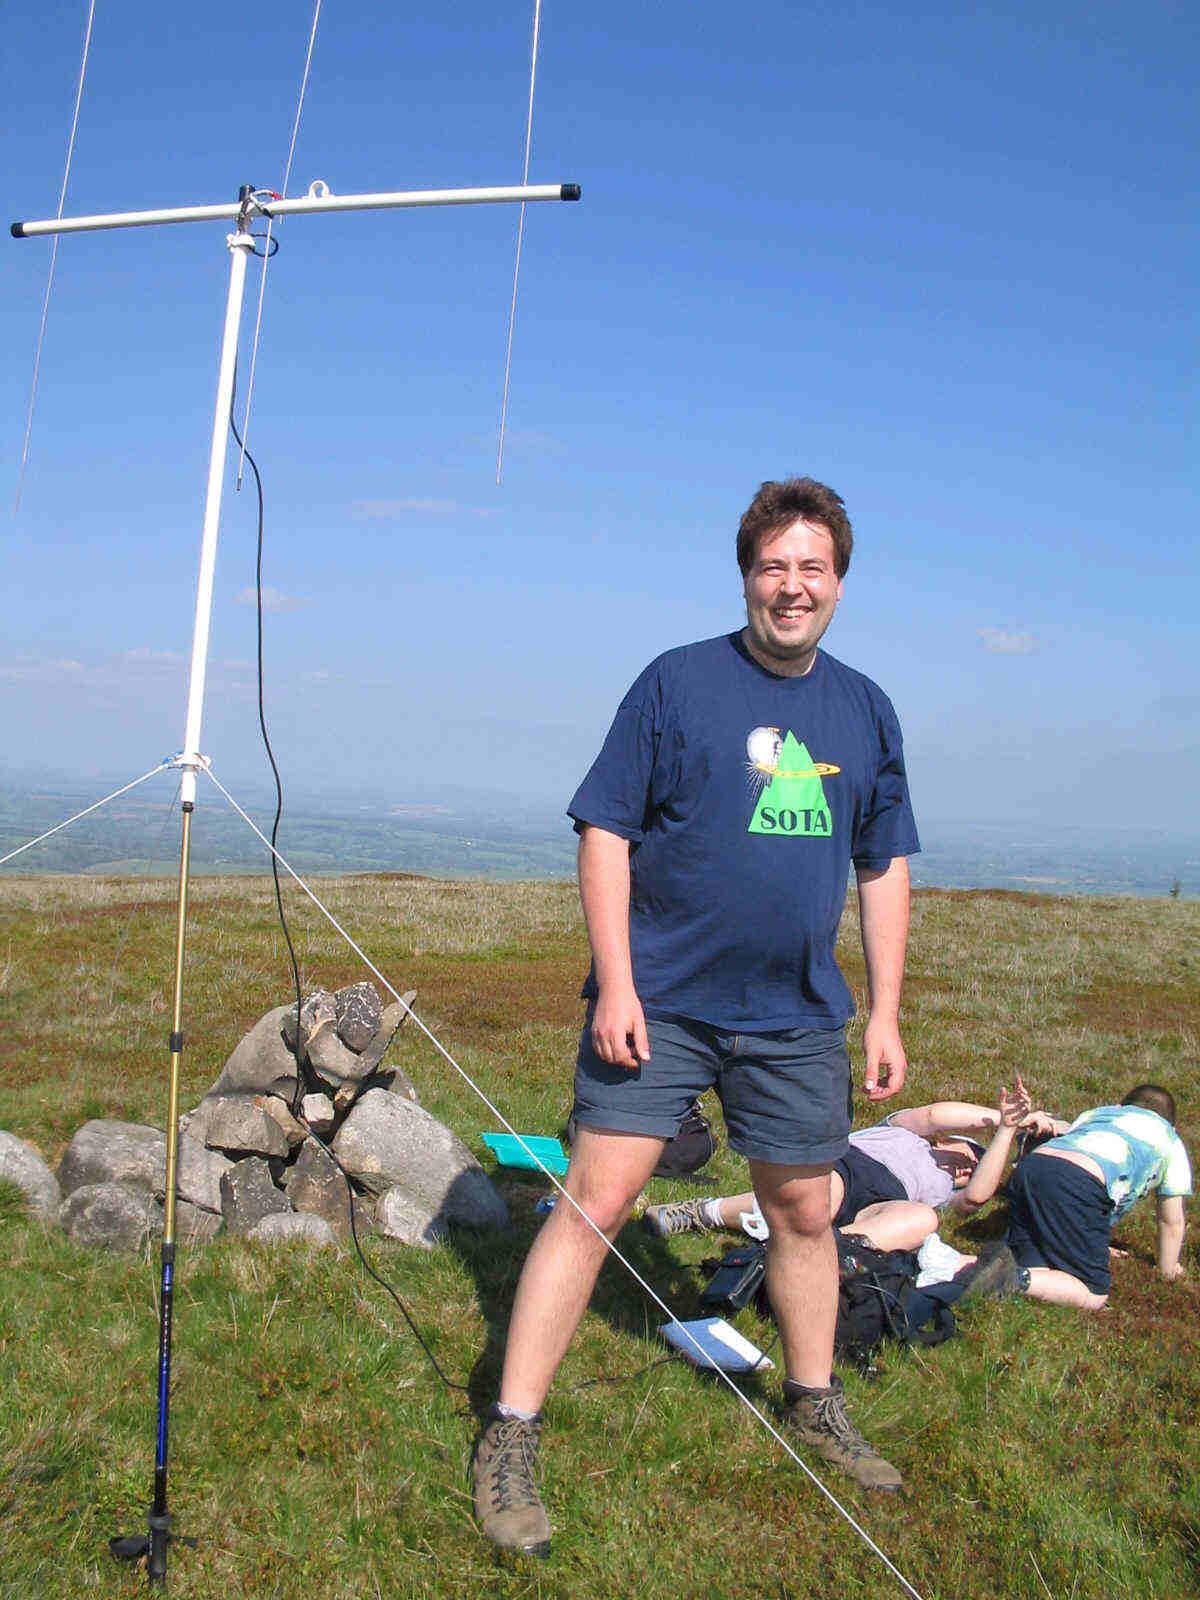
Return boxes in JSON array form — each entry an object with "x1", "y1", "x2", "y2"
[{"x1": 747, "y1": 731, "x2": 832, "y2": 837}]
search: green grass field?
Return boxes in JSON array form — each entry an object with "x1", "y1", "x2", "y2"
[{"x1": 1, "y1": 873, "x2": 1197, "y2": 1599}]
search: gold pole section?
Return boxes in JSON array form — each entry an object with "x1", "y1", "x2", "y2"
[{"x1": 161, "y1": 803, "x2": 193, "y2": 1244}]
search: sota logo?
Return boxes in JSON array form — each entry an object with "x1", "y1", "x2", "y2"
[{"x1": 745, "y1": 728, "x2": 839, "y2": 838}]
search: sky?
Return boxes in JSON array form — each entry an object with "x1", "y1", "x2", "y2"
[{"x1": 3, "y1": 1, "x2": 1197, "y2": 835}]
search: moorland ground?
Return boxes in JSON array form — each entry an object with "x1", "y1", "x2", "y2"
[{"x1": 1, "y1": 873, "x2": 1197, "y2": 1599}]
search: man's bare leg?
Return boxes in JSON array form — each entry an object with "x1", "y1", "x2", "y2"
[
  {"x1": 499, "y1": 1126, "x2": 666, "y2": 1412},
  {"x1": 749, "y1": 1160, "x2": 837, "y2": 1387}
]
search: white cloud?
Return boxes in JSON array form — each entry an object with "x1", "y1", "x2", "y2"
[
  {"x1": 122, "y1": 648, "x2": 185, "y2": 666},
  {"x1": 351, "y1": 497, "x2": 498, "y2": 519},
  {"x1": 977, "y1": 626, "x2": 1040, "y2": 656},
  {"x1": 233, "y1": 586, "x2": 304, "y2": 613},
  {"x1": 0, "y1": 657, "x2": 86, "y2": 682}
]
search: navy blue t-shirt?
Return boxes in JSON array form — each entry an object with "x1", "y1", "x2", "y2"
[{"x1": 568, "y1": 633, "x2": 920, "y2": 1032}]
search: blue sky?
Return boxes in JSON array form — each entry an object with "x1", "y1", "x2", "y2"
[{"x1": 3, "y1": 1, "x2": 1197, "y2": 832}]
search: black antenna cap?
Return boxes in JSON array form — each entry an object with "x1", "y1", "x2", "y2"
[{"x1": 561, "y1": 183, "x2": 582, "y2": 201}]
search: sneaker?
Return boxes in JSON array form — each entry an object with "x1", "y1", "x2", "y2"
[
  {"x1": 957, "y1": 1241, "x2": 1027, "y2": 1302},
  {"x1": 642, "y1": 1198, "x2": 716, "y2": 1238},
  {"x1": 784, "y1": 1377, "x2": 903, "y2": 1492},
  {"x1": 471, "y1": 1407, "x2": 551, "y2": 1556}
]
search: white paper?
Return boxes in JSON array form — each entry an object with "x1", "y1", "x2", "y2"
[{"x1": 659, "y1": 1316, "x2": 774, "y2": 1372}]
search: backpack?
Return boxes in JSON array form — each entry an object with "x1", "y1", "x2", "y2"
[
  {"x1": 699, "y1": 1231, "x2": 955, "y2": 1365},
  {"x1": 832, "y1": 1232, "x2": 955, "y2": 1365}
]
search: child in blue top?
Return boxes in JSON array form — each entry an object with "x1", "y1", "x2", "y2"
[{"x1": 1007, "y1": 1082, "x2": 1190, "y2": 1309}]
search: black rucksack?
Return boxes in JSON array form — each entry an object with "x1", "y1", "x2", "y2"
[
  {"x1": 832, "y1": 1232, "x2": 955, "y2": 1365},
  {"x1": 699, "y1": 1230, "x2": 955, "y2": 1365}
]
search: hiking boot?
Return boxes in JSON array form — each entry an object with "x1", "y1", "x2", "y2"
[
  {"x1": 783, "y1": 1377, "x2": 903, "y2": 1492},
  {"x1": 472, "y1": 1407, "x2": 551, "y2": 1556},
  {"x1": 957, "y1": 1241, "x2": 1028, "y2": 1303},
  {"x1": 642, "y1": 1197, "x2": 716, "y2": 1238}
]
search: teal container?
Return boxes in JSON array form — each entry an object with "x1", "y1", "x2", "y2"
[{"x1": 481, "y1": 1132, "x2": 570, "y2": 1176}]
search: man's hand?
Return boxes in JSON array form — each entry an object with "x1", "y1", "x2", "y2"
[
  {"x1": 862, "y1": 1015, "x2": 907, "y2": 1101},
  {"x1": 590, "y1": 983, "x2": 650, "y2": 1071},
  {"x1": 1161, "y1": 1261, "x2": 1186, "y2": 1282},
  {"x1": 1019, "y1": 1109, "x2": 1059, "y2": 1140}
]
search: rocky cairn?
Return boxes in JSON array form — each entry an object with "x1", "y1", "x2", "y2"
[{"x1": 0, "y1": 982, "x2": 508, "y2": 1253}]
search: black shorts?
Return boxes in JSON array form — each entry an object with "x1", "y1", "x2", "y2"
[
  {"x1": 1006, "y1": 1153, "x2": 1114, "y2": 1295},
  {"x1": 832, "y1": 1145, "x2": 906, "y2": 1227}
]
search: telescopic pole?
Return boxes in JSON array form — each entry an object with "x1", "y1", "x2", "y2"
[{"x1": 135, "y1": 194, "x2": 255, "y2": 1584}]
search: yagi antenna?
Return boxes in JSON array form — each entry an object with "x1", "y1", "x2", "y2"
[{"x1": 9, "y1": 172, "x2": 580, "y2": 1586}]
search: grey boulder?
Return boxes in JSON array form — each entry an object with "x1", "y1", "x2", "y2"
[
  {"x1": 202, "y1": 1097, "x2": 292, "y2": 1158},
  {"x1": 57, "y1": 1120, "x2": 231, "y2": 1215},
  {"x1": 331, "y1": 1089, "x2": 507, "y2": 1230},
  {"x1": 334, "y1": 982, "x2": 384, "y2": 1052},
  {"x1": 374, "y1": 1188, "x2": 448, "y2": 1250},
  {"x1": 209, "y1": 1005, "x2": 299, "y2": 1098},
  {"x1": 59, "y1": 1182, "x2": 157, "y2": 1252},
  {"x1": 220, "y1": 1158, "x2": 292, "y2": 1235},
  {"x1": 246, "y1": 1212, "x2": 336, "y2": 1248},
  {"x1": 0, "y1": 1130, "x2": 61, "y2": 1220},
  {"x1": 285, "y1": 1139, "x2": 353, "y2": 1232}
]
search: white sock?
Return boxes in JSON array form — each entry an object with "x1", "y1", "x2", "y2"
[{"x1": 495, "y1": 1401, "x2": 539, "y2": 1422}]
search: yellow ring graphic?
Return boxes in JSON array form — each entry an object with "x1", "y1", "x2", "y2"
[{"x1": 751, "y1": 762, "x2": 841, "y2": 778}]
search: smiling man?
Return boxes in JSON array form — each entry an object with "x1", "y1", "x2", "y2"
[{"x1": 472, "y1": 476, "x2": 921, "y2": 1555}]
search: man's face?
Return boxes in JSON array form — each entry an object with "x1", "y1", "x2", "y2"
[{"x1": 742, "y1": 519, "x2": 843, "y2": 675}]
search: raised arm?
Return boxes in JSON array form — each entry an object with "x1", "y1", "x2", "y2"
[
  {"x1": 889, "y1": 1102, "x2": 1002, "y2": 1141},
  {"x1": 1156, "y1": 1194, "x2": 1187, "y2": 1280},
  {"x1": 946, "y1": 1081, "x2": 1032, "y2": 1215},
  {"x1": 855, "y1": 856, "x2": 910, "y2": 1101},
  {"x1": 578, "y1": 825, "x2": 650, "y2": 1070}
]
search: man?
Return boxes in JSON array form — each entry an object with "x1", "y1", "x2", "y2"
[
  {"x1": 1003, "y1": 1083, "x2": 1190, "y2": 1309},
  {"x1": 643, "y1": 1081, "x2": 1032, "y2": 1254},
  {"x1": 472, "y1": 476, "x2": 921, "y2": 1556}
]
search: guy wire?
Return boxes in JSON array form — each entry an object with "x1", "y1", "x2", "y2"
[
  {"x1": 495, "y1": 0, "x2": 543, "y2": 485},
  {"x1": 13, "y1": 0, "x2": 97, "y2": 516},
  {"x1": 236, "y1": 0, "x2": 324, "y2": 489},
  {"x1": 0, "y1": 762, "x2": 171, "y2": 869},
  {"x1": 201, "y1": 762, "x2": 925, "y2": 1600}
]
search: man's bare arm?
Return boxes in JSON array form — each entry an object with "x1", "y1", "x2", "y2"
[
  {"x1": 855, "y1": 856, "x2": 910, "y2": 1101},
  {"x1": 890, "y1": 1102, "x2": 1001, "y2": 1141},
  {"x1": 578, "y1": 825, "x2": 650, "y2": 1070}
]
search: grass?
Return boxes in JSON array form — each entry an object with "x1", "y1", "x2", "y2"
[{"x1": 1, "y1": 872, "x2": 1198, "y2": 1599}]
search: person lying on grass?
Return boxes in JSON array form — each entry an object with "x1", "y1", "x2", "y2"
[
  {"x1": 643, "y1": 1078, "x2": 1032, "y2": 1254},
  {"x1": 998, "y1": 1081, "x2": 1191, "y2": 1310}
]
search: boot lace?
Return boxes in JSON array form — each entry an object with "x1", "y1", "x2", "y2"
[
  {"x1": 486, "y1": 1418, "x2": 542, "y2": 1511},
  {"x1": 809, "y1": 1391, "x2": 872, "y2": 1461},
  {"x1": 652, "y1": 1199, "x2": 706, "y2": 1235}
]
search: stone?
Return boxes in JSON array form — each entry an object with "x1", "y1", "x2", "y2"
[
  {"x1": 57, "y1": 1120, "x2": 230, "y2": 1215},
  {"x1": 210, "y1": 1005, "x2": 299, "y2": 1099},
  {"x1": 293, "y1": 990, "x2": 337, "y2": 1055},
  {"x1": 175, "y1": 1198, "x2": 223, "y2": 1243},
  {"x1": 0, "y1": 1130, "x2": 61, "y2": 1220},
  {"x1": 307, "y1": 1027, "x2": 371, "y2": 1087},
  {"x1": 380, "y1": 1066, "x2": 420, "y2": 1103},
  {"x1": 59, "y1": 1182, "x2": 157, "y2": 1252},
  {"x1": 220, "y1": 1158, "x2": 292, "y2": 1235},
  {"x1": 300, "y1": 1093, "x2": 335, "y2": 1136},
  {"x1": 285, "y1": 1139, "x2": 353, "y2": 1232},
  {"x1": 261, "y1": 1095, "x2": 307, "y2": 1148},
  {"x1": 356, "y1": 993, "x2": 417, "y2": 1075},
  {"x1": 334, "y1": 982, "x2": 384, "y2": 1052},
  {"x1": 203, "y1": 1096, "x2": 291, "y2": 1158},
  {"x1": 246, "y1": 1212, "x2": 336, "y2": 1248},
  {"x1": 331, "y1": 1089, "x2": 508, "y2": 1229},
  {"x1": 374, "y1": 1187, "x2": 447, "y2": 1249}
]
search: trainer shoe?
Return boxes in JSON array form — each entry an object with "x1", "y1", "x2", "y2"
[
  {"x1": 783, "y1": 1377, "x2": 903, "y2": 1492},
  {"x1": 472, "y1": 1407, "x2": 551, "y2": 1556},
  {"x1": 958, "y1": 1240, "x2": 1028, "y2": 1302},
  {"x1": 642, "y1": 1197, "x2": 716, "y2": 1238}
]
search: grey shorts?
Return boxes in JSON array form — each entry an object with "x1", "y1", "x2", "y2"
[{"x1": 572, "y1": 1012, "x2": 852, "y2": 1167}]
